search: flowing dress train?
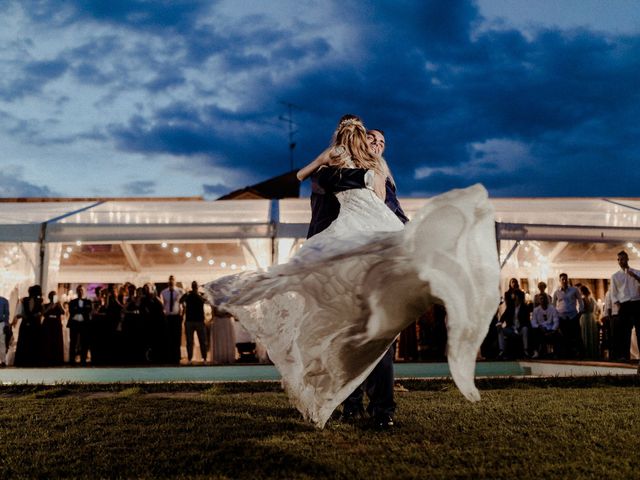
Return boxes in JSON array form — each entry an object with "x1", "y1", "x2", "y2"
[{"x1": 204, "y1": 184, "x2": 500, "y2": 427}]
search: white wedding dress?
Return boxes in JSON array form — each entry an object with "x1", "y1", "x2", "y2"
[{"x1": 204, "y1": 183, "x2": 500, "y2": 428}]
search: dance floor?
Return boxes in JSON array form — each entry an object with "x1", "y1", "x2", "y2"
[{"x1": 0, "y1": 360, "x2": 636, "y2": 384}]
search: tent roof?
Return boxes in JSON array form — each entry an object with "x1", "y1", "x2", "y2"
[{"x1": 1, "y1": 196, "x2": 640, "y2": 243}]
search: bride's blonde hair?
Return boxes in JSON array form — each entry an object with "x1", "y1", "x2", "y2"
[{"x1": 328, "y1": 115, "x2": 388, "y2": 178}]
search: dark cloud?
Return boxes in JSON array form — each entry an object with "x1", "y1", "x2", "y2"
[
  {"x1": 122, "y1": 180, "x2": 156, "y2": 195},
  {"x1": 0, "y1": 58, "x2": 69, "y2": 100},
  {"x1": 0, "y1": 171, "x2": 58, "y2": 197},
  {"x1": 5, "y1": 0, "x2": 640, "y2": 197},
  {"x1": 22, "y1": 0, "x2": 211, "y2": 33}
]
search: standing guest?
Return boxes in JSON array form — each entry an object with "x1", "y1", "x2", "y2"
[
  {"x1": 580, "y1": 286, "x2": 599, "y2": 359},
  {"x1": 0, "y1": 294, "x2": 10, "y2": 367},
  {"x1": 160, "y1": 275, "x2": 184, "y2": 364},
  {"x1": 14, "y1": 285, "x2": 44, "y2": 367},
  {"x1": 602, "y1": 290, "x2": 619, "y2": 360},
  {"x1": 122, "y1": 284, "x2": 143, "y2": 364},
  {"x1": 533, "y1": 281, "x2": 553, "y2": 308},
  {"x1": 68, "y1": 285, "x2": 92, "y2": 365},
  {"x1": 505, "y1": 278, "x2": 524, "y2": 310},
  {"x1": 41, "y1": 291, "x2": 65, "y2": 366},
  {"x1": 180, "y1": 281, "x2": 208, "y2": 363},
  {"x1": 530, "y1": 294, "x2": 560, "y2": 358},
  {"x1": 552, "y1": 273, "x2": 584, "y2": 358},
  {"x1": 609, "y1": 251, "x2": 640, "y2": 361},
  {"x1": 104, "y1": 284, "x2": 124, "y2": 364},
  {"x1": 140, "y1": 283, "x2": 165, "y2": 363}
]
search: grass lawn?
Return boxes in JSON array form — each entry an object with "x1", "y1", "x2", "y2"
[{"x1": 0, "y1": 377, "x2": 639, "y2": 479}]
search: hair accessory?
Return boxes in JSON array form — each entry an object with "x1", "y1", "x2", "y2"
[{"x1": 339, "y1": 117, "x2": 363, "y2": 128}]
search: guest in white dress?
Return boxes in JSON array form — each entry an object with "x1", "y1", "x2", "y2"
[{"x1": 211, "y1": 306, "x2": 236, "y2": 364}]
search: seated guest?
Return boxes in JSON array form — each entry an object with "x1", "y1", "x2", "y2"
[
  {"x1": 531, "y1": 294, "x2": 560, "y2": 358},
  {"x1": 497, "y1": 290, "x2": 531, "y2": 359}
]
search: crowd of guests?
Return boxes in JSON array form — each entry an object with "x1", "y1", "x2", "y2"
[
  {"x1": 0, "y1": 276, "x2": 251, "y2": 368},
  {"x1": 2, "y1": 250, "x2": 640, "y2": 367},
  {"x1": 487, "y1": 250, "x2": 640, "y2": 361}
]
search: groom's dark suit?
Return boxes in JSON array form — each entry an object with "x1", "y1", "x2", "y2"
[{"x1": 307, "y1": 165, "x2": 408, "y2": 423}]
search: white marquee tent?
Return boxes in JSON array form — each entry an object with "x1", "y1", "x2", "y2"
[{"x1": 2, "y1": 196, "x2": 640, "y2": 311}]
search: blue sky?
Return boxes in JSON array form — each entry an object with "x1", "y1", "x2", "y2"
[{"x1": 0, "y1": 0, "x2": 638, "y2": 198}]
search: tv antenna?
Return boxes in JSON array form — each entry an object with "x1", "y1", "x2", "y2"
[{"x1": 279, "y1": 101, "x2": 301, "y2": 171}]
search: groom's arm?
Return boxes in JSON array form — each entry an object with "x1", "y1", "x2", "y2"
[{"x1": 314, "y1": 166, "x2": 375, "y2": 193}]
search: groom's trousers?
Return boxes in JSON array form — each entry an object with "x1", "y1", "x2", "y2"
[{"x1": 343, "y1": 343, "x2": 396, "y2": 418}]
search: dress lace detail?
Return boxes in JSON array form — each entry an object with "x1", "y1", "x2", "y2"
[{"x1": 204, "y1": 184, "x2": 500, "y2": 428}]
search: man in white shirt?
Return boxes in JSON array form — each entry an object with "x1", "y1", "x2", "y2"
[
  {"x1": 160, "y1": 275, "x2": 184, "y2": 364},
  {"x1": 531, "y1": 294, "x2": 560, "y2": 358},
  {"x1": 609, "y1": 251, "x2": 640, "y2": 361},
  {"x1": 68, "y1": 285, "x2": 93, "y2": 365},
  {"x1": 552, "y1": 273, "x2": 584, "y2": 358}
]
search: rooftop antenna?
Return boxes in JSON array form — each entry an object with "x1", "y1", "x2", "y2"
[{"x1": 279, "y1": 101, "x2": 301, "y2": 171}]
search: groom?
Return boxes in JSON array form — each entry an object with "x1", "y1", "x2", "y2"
[{"x1": 302, "y1": 125, "x2": 409, "y2": 428}]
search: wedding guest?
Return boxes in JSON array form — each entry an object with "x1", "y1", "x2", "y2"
[
  {"x1": 122, "y1": 284, "x2": 145, "y2": 364},
  {"x1": 160, "y1": 275, "x2": 184, "y2": 364},
  {"x1": 41, "y1": 291, "x2": 65, "y2": 366},
  {"x1": 140, "y1": 283, "x2": 165, "y2": 363},
  {"x1": 530, "y1": 293, "x2": 560, "y2": 358},
  {"x1": 68, "y1": 285, "x2": 92, "y2": 365},
  {"x1": 180, "y1": 281, "x2": 208, "y2": 363},
  {"x1": 0, "y1": 294, "x2": 10, "y2": 367},
  {"x1": 497, "y1": 290, "x2": 531, "y2": 359},
  {"x1": 212, "y1": 305, "x2": 236, "y2": 364},
  {"x1": 602, "y1": 290, "x2": 619, "y2": 360},
  {"x1": 14, "y1": 285, "x2": 44, "y2": 367},
  {"x1": 580, "y1": 286, "x2": 599, "y2": 359},
  {"x1": 552, "y1": 273, "x2": 584, "y2": 358},
  {"x1": 609, "y1": 251, "x2": 640, "y2": 361},
  {"x1": 505, "y1": 278, "x2": 524, "y2": 310},
  {"x1": 533, "y1": 281, "x2": 553, "y2": 308}
]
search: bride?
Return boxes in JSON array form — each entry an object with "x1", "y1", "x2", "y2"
[{"x1": 205, "y1": 116, "x2": 500, "y2": 428}]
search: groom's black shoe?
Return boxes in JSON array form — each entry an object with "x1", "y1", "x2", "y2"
[
  {"x1": 372, "y1": 414, "x2": 395, "y2": 430},
  {"x1": 340, "y1": 406, "x2": 365, "y2": 423}
]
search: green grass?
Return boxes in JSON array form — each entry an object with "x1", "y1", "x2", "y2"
[{"x1": 0, "y1": 377, "x2": 639, "y2": 479}]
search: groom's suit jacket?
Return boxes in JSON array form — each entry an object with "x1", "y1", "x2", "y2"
[{"x1": 307, "y1": 166, "x2": 409, "y2": 238}]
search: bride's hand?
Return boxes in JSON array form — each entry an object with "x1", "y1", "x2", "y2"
[{"x1": 296, "y1": 148, "x2": 334, "y2": 181}]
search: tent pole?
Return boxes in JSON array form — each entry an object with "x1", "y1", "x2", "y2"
[{"x1": 38, "y1": 222, "x2": 47, "y2": 287}]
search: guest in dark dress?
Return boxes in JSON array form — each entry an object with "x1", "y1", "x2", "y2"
[
  {"x1": 41, "y1": 291, "x2": 65, "y2": 366},
  {"x1": 14, "y1": 285, "x2": 44, "y2": 367},
  {"x1": 140, "y1": 284, "x2": 166, "y2": 364}
]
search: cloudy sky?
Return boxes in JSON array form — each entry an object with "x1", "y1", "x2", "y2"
[{"x1": 0, "y1": 0, "x2": 638, "y2": 199}]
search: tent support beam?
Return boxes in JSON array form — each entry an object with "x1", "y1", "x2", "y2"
[
  {"x1": 121, "y1": 242, "x2": 142, "y2": 272},
  {"x1": 500, "y1": 240, "x2": 520, "y2": 269}
]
